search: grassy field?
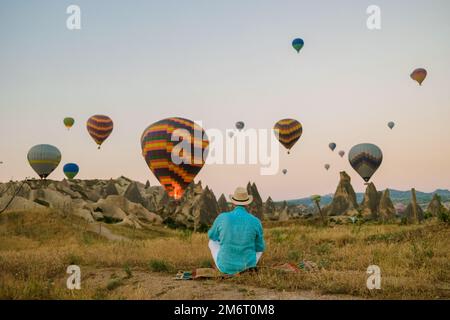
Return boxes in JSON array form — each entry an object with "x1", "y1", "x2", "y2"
[{"x1": 0, "y1": 209, "x2": 449, "y2": 299}]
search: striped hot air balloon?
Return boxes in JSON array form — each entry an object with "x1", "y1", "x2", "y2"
[
  {"x1": 273, "y1": 119, "x2": 303, "y2": 154},
  {"x1": 63, "y1": 163, "x2": 79, "y2": 180},
  {"x1": 27, "y1": 144, "x2": 61, "y2": 179},
  {"x1": 348, "y1": 143, "x2": 383, "y2": 183},
  {"x1": 87, "y1": 115, "x2": 114, "y2": 149},
  {"x1": 141, "y1": 117, "x2": 209, "y2": 200}
]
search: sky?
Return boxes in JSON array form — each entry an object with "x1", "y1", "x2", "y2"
[{"x1": 0, "y1": 0, "x2": 449, "y2": 201}]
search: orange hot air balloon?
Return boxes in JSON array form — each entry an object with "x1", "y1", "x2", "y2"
[
  {"x1": 141, "y1": 117, "x2": 209, "y2": 200},
  {"x1": 410, "y1": 68, "x2": 427, "y2": 86}
]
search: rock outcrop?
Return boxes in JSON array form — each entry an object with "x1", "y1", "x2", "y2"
[
  {"x1": 103, "y1": 180, "x2": 119, "y2": 197},
  {"x1": 159, "y1": 181, "x2": 220, "y2": 230},
  {"x1": 378, "y1": 189, "x2": 396, "y2": 221},
  {"x1": 124, "y1": 182, "x2": 144, "y2": 205},
  {"x1": 404, "y1": 202, "x2": 424, "y2": 223},
  {"x1": 324, "y1": 172, "x2": 359, "y2": 216},
  {"x1": 263, "y1": 197, "x2": 276, "y2": 220},
  {"x1": 246, "y1": 182, "x2": 263, "y2": 219},
  {"x1": 427, "y1": 194, "x2": 446, "y2": 217},
  {"x1": 360, "y1": 183, "x2": 381, "y2": 219},
  {"x1": 217, "y1": 194, "x2": 229, "y2": 213}
]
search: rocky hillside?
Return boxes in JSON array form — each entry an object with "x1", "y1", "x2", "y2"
[{"x1": 0, "y1": 178, "x2": 310, "y2": 230}]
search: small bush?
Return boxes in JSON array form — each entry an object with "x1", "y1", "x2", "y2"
[
  {"x1": 123, "y1": 264, "x2": 132, "y2": 279},
  {"x1": 438, "y1": 210, "x2": 449, "y2": 223},
  {"x1": 106, "y1": 278, "x2": 123, "y2": 291},
  {"x1": 423, "y1": 211, "x2": 433, "y2": 220},
  {"x1": 148, "y1": 259, "x2": 172, "y2": 273},
  {"x1": 199, "y1": 259, "x2": 213, "y2": 268}
]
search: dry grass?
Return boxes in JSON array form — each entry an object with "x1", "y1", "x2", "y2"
[{"x1": 0, "y1": 210, "x2": 448, "y2": 299}]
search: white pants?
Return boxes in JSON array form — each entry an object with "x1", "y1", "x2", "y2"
[{"x1": 208, "y1": 240, "x2": 262, "y2": 271}]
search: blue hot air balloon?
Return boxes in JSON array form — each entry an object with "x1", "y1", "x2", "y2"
[
  {"x1": 63, "y1": 163, "x2": 79, "y2": 180},
  {"x1": 292, "y1": 38, "x2": 304, "y2": 53}
]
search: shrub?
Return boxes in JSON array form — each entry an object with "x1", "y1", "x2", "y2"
[
  {"x1": 123, "y1": 264, "x2": 132, "y2": 279},
  {"x1": 148, "y1": 259, "x2": 172, "y2": 273},
  {"x1": 438, "y1": 210, "x2": 449, "y2": 223},
  {"x1": 106, "y1": 278, "x2": 123, "y2": 291}
]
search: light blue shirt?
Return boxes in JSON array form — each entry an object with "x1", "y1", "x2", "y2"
[{"x1": 208, "y1": 206, "x2": 265, "y2": 274}]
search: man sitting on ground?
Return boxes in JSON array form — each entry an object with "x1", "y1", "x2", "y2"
[{"x1": 207, "y1": 187, "x2": 265, "y2": 275}]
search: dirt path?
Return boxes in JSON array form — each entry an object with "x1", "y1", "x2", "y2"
[
  {"x1": 77, "y1": 267, "x2": 360, "y2": 300},
  {"x1": 85, "y1": 223, "x2": 128, "y2": 241}
]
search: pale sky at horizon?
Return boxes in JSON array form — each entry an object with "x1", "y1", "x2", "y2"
[{"x1": 1, "y1": 0, "x2": 450, "y2": 201}]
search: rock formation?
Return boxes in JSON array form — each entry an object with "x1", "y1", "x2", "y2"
[
  {"x1": 246, "y1": 182, "x2": 263, "y2": 219},
  {"x1": 324, "y1": 171, "x2": 359, "y2": 216},
  {"x1": 404, "y1": 202, "x2": 424, "y2": 223},
  {"x1": 263, "y1": 196, "x2": 276, "y2": 220},
  {"x1": 217, "y1": 194, "x2": 229, "y2": 213},
  {"x1": 159, "y1": 181, "x2": 220, "y2": 230},
  {"x1": 103, "y1": 179, "x2": 119, "y2": 197},
  {"x1": 124, "y1": 182, "x2": 144, "y2": 205},
  {"x1": 427, "y1": 194, "x2": 446, "y2": 217},
  {"x1": 378, "y1": 189, "x2": 396, "y2": 221},
  {"x1": 360, "y1": 183, "x2": 381, "y2": 219}
]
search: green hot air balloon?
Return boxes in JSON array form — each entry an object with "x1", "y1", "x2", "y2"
[
  {"x1": 27, "y1": 144, "x2": 62, "y2": 179},
  {"x1": 64, "y1": 117, "x2": 75, "y2": 130},
  {"x1": 348, "y1": 143, "x2": 383, "y2": 183},
  {"x1": 292, "y1": 38, "x2": 304, "y2": 53}
]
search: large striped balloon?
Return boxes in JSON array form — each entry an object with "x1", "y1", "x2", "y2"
[
  {"x1": 27, "y1": 144, "x2": 61, "y2": 179},
  {"x1": 87, "y1": 115, "x2": 114, "y2": 149},
  {"x1": 63, "y1": 163, "x2": 79, "y2": 180},
  {"x1": 348, "y1": 143, "x2": 383, "y2": 183},
  {"x1": 141, "y1": 117, "x2": 209, "y2": 199},
  {"x1": 273, "y1": 119, "x2": 303, "y2": 154}
]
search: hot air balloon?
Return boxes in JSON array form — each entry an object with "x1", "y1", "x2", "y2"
[
  {"x1": 235, "y1": 121, "x2": 245, "y2": 131},
  {"x1": 388, "y1": 121, "x2": 395, "y2": 130},
  {"x1": 27, "y1": 144, "x2": 61, "y2": 179},
  {"x1": 63, "y1": 163, "x2": 79, "y2": 180},
  {"x1": 141, "y1": 117, "x2": 209, "y2": 200},
  {"x1": 338, "y1": 150, "x2": 345, "y2": 158},
  {"x1": 87, "y1": 115, "x2": 114, "y2": 149},
  {"x1": 324, "y1": 164, "x2": 330, "y2": 171},
  {"x1": 329, "y1": 143, "x2": 336, "y2": 151},
  {"x1": 273, "y1": 119, "x2": 303, "y2": 154},
  {"x1": 348, "y1": 143, "x2": 383, "y2": 183},
  {"x1": 64, "y1": 117, "x2": 75, "y2": 130},
  {"x1": 282, "y1": 169, "x2": 287, "y2": 175},
  {"x1": 292, "y1": 38, "x2": 304, "y2": 53},
  {"x1": 410, "y1": 68, "x2": 427, "y2": 85}
]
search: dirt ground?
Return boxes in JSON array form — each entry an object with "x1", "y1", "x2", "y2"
[{"x1": 64, "y1": 267, "x2": 360, "y2": 300}]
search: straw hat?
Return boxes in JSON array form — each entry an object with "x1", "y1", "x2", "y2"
[{"x1": 229, "y1": 187, "x2": 253, "y2": 206}]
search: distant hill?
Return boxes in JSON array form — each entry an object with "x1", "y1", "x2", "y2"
[{"x1": 285, "y1": 189, "x2": 450, "y2": 207}]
